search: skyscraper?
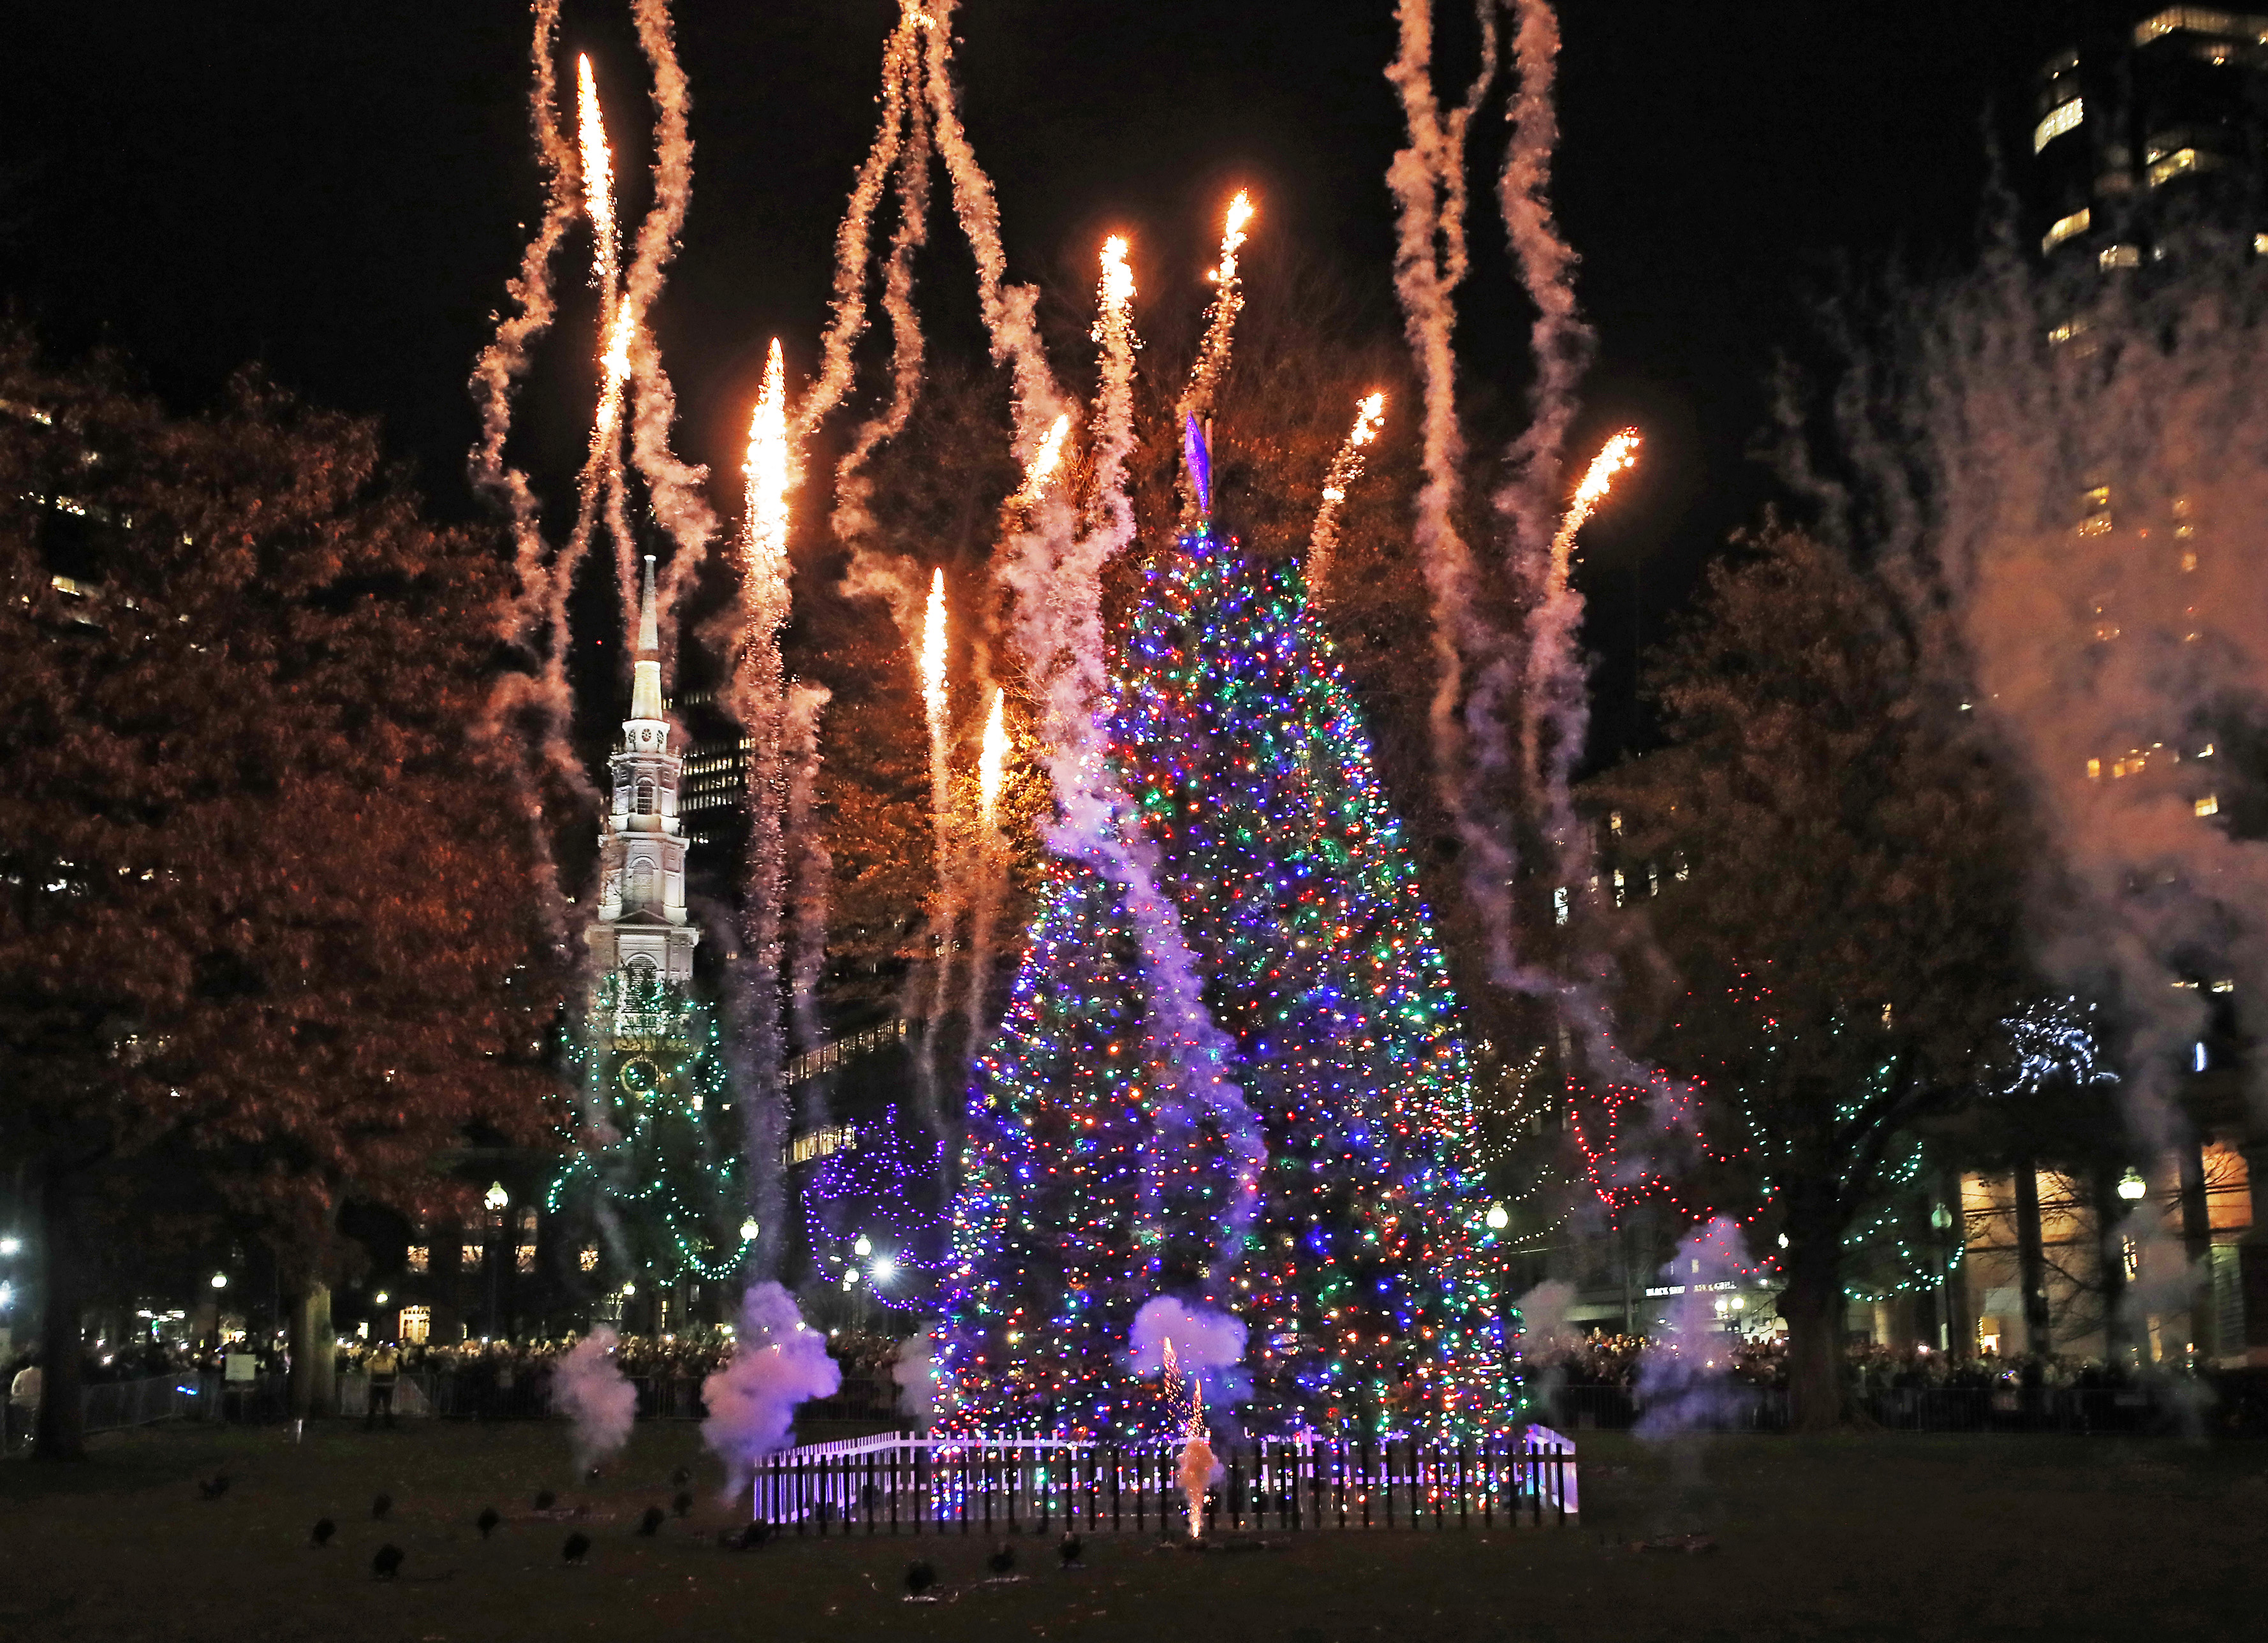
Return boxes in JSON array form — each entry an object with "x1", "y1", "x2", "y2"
[{"x1": 2031, "y1": 6, "x2": 2268, "y2": 268}]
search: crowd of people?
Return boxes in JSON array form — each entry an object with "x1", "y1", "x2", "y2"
[{"x1": 1526, "y1": 1329, "x2": 2161, "y2": 1397}]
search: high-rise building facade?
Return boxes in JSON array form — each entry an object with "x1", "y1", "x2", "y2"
[{"x1": 2032, "y1": 6, "x2": 2268, "y2": 267}]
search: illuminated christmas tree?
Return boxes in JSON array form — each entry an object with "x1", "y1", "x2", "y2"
[
  {"x1": 547, "y1": 969, "x2": 748, "y2": 1286},
  {"x1": 939, "y1": 525, "x2": 1515, "y2": 1441}
]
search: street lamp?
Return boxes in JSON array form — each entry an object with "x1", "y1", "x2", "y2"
[
  {"x1": 1929, "y1": 1203, "x2": 1954, "y2": 1353},
  {"x1": 853, "y1": 1234, "x2": 873, "y2": 1258},
  {"x1": 210, "y1": 1272, "x2": 228, "y2": 1290},
  {"x1": 483, "y1": 1183, "x2": 509, "y2": 1339},
  {"x1": 2117, "y1": 1168, "x2": 2148, "y2": 1202},
  {"x1": 0, "y1": 1235, "x2": 20, "y2": 1256},
  {"x1": 1485, "y1": 1202, "x2": 1510, "y2": 1231},
  {"x1": 739, "y1": 1218, "x2": 760, "y2": 1244}
]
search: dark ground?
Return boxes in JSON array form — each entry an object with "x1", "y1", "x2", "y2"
[{"x1": 1, "y1": 1422, "x2": 2262, "y2": 1642}]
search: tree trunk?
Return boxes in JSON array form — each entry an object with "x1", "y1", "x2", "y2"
[
  {"x1": 2094, "y1": 1168, "x2": 2130, "y2": 1368},
  {"x1": 33, "y1": 1172, "x2": 86, "y2": 1462},
  {"x1": 1779, "y1": 1183, "x2": 1847, "y2": 1433},
  {"x1": 2012, "y1": 1158, "x2": 2053, "y2": 1352},
  {"x1": 290, "y1": 1280, "x2": 335, "y2": 1418}
]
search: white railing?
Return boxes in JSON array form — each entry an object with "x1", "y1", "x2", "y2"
[{"x1": 749, "y1": 1427, "x2": 1575, "y2": 1531}]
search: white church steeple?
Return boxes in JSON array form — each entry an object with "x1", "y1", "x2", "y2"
[{"x1": 586, "y1": 556, "x2": 699, "y2": 986}]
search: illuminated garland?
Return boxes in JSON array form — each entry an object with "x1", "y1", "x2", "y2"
[
  {"x1": 547, "y1": 971, "x2": 749, "y2": 1286},
  {"x1": 937, "y1": 529, "x2": 1516, "y2": 1442},
  {"x1": 804, "y1": 1101, "x2": 951, "y2": 1311}
]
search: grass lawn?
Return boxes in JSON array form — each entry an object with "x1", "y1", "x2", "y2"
[{"x1": 1, "y1": 1420, "x2": 2262, "y2": 1642}]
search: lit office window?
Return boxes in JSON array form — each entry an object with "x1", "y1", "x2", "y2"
[
  {"x1": 2133, "y1": 8, "x2": 2268, "y2": 47},
  {"x1": 2195, "y1": 794, "x2": 2220, "y2": 816},
  {"x1": 2099, "y1": 244, "x2": 2143, "y2": 270},
  {"x1": 406, "y1": 1245, "x2": 429, "y2": 1274},
  {"x1": 2042, "y1": 207, "x2": 2091, "y2": 252},
  {"x1": 2147, "y1": 147, "x2": 2209, "y2": 187},
  {"x1": 2033, "y1": 98, "x2": 2084, "y2": 152},
  {"x1": 1552, "y1": 886, "x2": 1570, "y2": 927}
]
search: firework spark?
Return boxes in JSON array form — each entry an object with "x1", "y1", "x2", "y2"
[
  {"x1": 920, "y1": 569, "x2": 948, "y2": 733},
  {"x1": 977, "y1": 688, "x2": 1008, "y2": 832},
  {"x1": 1544, "y1": 429, "x2": 1640, "y2": 596},
  {"x1": 1015, "y1": 413, "x2": 1072, "y2": 503},
  {"x1": 1306, "y1": 390, "x2": 1387, "y2": 598},
  {"x1": 575, "y1": 55, "x2": 619, "y2": 310},
  {"x1": 743, "y1": 342, "x2": 792, "y2": 580},
  {"x1": 1178, "y1": 191, "x2": 1255, "y2": 454}
]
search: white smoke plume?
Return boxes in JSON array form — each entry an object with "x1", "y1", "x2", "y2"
[
  {"x1": 922, "y1": 3, "x2": 1266, "y2": 1283},
  {"x1": 623, "y1": 0, "x2": 721, "y2": 655},
  {"x1": 1792, "y1": 251, "x2": 2268, "y2": 1146},
  {"x1": 1512, "y1": 1277, "x2": 1579, "y2": 1357},
  {"x1": 1493, "y1": 0, "x2": 1600, "y2": 894},
  {"x1": 552, "y1": 1326, "x2": 638, "y2": 1475},
  {"x1": 1383, "y1": 0, "x2": 1525, "y2": 996},
  {"x1": 891, "y1": 1331, "x2": 938, "y2": 1427},
  {"x1": 1633, "y1": 1218, "x2": 1753, "y2": 1438},
  {"x1": 1126, "y1": 1295, "x2": 1250, "y2": 1407},
  {"x1": 700, "y1": 1283, "x2": 843, "y2": 1499}
]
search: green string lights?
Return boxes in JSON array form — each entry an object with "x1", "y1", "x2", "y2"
[{"x1": 547, "y1": 969, "x2": 749, "y2": 1286}]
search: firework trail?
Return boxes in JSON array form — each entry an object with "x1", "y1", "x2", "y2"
[
  {"x1": 731, "y1": 343, "x2": 795, "y2": 1279},
  {"x1": 918, "y1": 5, "x2": 1264, "y2": 1283},
  {"x1": 914, "y1": 568, "x2": 955, "y2": 1134},
  {"x1": 1304, "y1": 390, "x2": 1387, "y2": 600},
  {"x1": 559, "y1": 50, "x2": 644, "y2": 709},
  {"x1": 1523, "y1": 427, "x2": 1637, "y2": 785},
  {"x1": 1176, "y1": 191, "x2": 1255, "y2": 494},
  {"x1": 830, "y1": 24, "x2": 934, "y2": 559},
  {"x1": 468, "y1": 0, "x2": 585, "y2": 939},
  {"x1": 784, "y1": 681, "x2": 834, "y2": 1058},
  {"x1": 470, "y1": 0, "x2": 576, "y2": 651},
  {"x1": 1496, "y1": 0, "x2": 1601, "y2": 878},
  {"x1": 962, "y1": 682, "x2": 1010, "y2": 1063},
  {"x1": 797, "y1": 1, "x2": 926, "y2": 441},
  {"x1": 1383, "y1": 0, "x2": 1519, "y2": 983},
  {"x1": 622, "y1": 0, "x2": 721, "y2": 652}
]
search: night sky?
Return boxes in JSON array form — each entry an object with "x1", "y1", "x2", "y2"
[{"x1": 3, "y1": 1, "x2": 2070, "y2": 754}]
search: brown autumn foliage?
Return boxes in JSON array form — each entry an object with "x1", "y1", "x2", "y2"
[{"x1": 0, "y1": 327, "x2": 564, "y2": 1452}]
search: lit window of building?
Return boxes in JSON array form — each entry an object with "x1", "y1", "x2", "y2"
[
  {"x1": 2043, "y1": 207, "x2": 2092, "y2": 252},
  {"x1": 398, "y1": 1306, "x2": 431, "y2": 1344},
  {"x1": 2147, "y1": 146, "x2": 2214, "y2": 187},
  {"x1": 2033, "y1": 98, "x2": 2084, "y2": 152},
  {"x1": 460, "y1": 1242, "x2": 483, "y2": 1269},
  {"x1": 406, "y1": 1245, "x2": 429, "y2": 1274},
  {"x1": 2133, "y1": 8, "x2": 2268, "y2": 47},
  {"x1": 2099, "y1": 244, "x2": 2144, "y2": 269},
  {"x1": 2195, "y1": 794, "x2": 2220, "y2": 816},
  {"x1": 2088, "y1": 758, "x2": 2103, "y2": 779},
  {"x1": 515, "y1": 1244, "x2": 536, "y2": 1273},
  {"x1": 1552, "y1": 886, "x2": 1570, "y2": 926},
  {"x1": 579, "y1": 1245, "x2": 600, "y2": 1272}
]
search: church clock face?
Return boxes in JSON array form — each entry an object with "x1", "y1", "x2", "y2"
[{"x1": 618, "y1": 1056, "x2": 662, "y2": 1097}]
